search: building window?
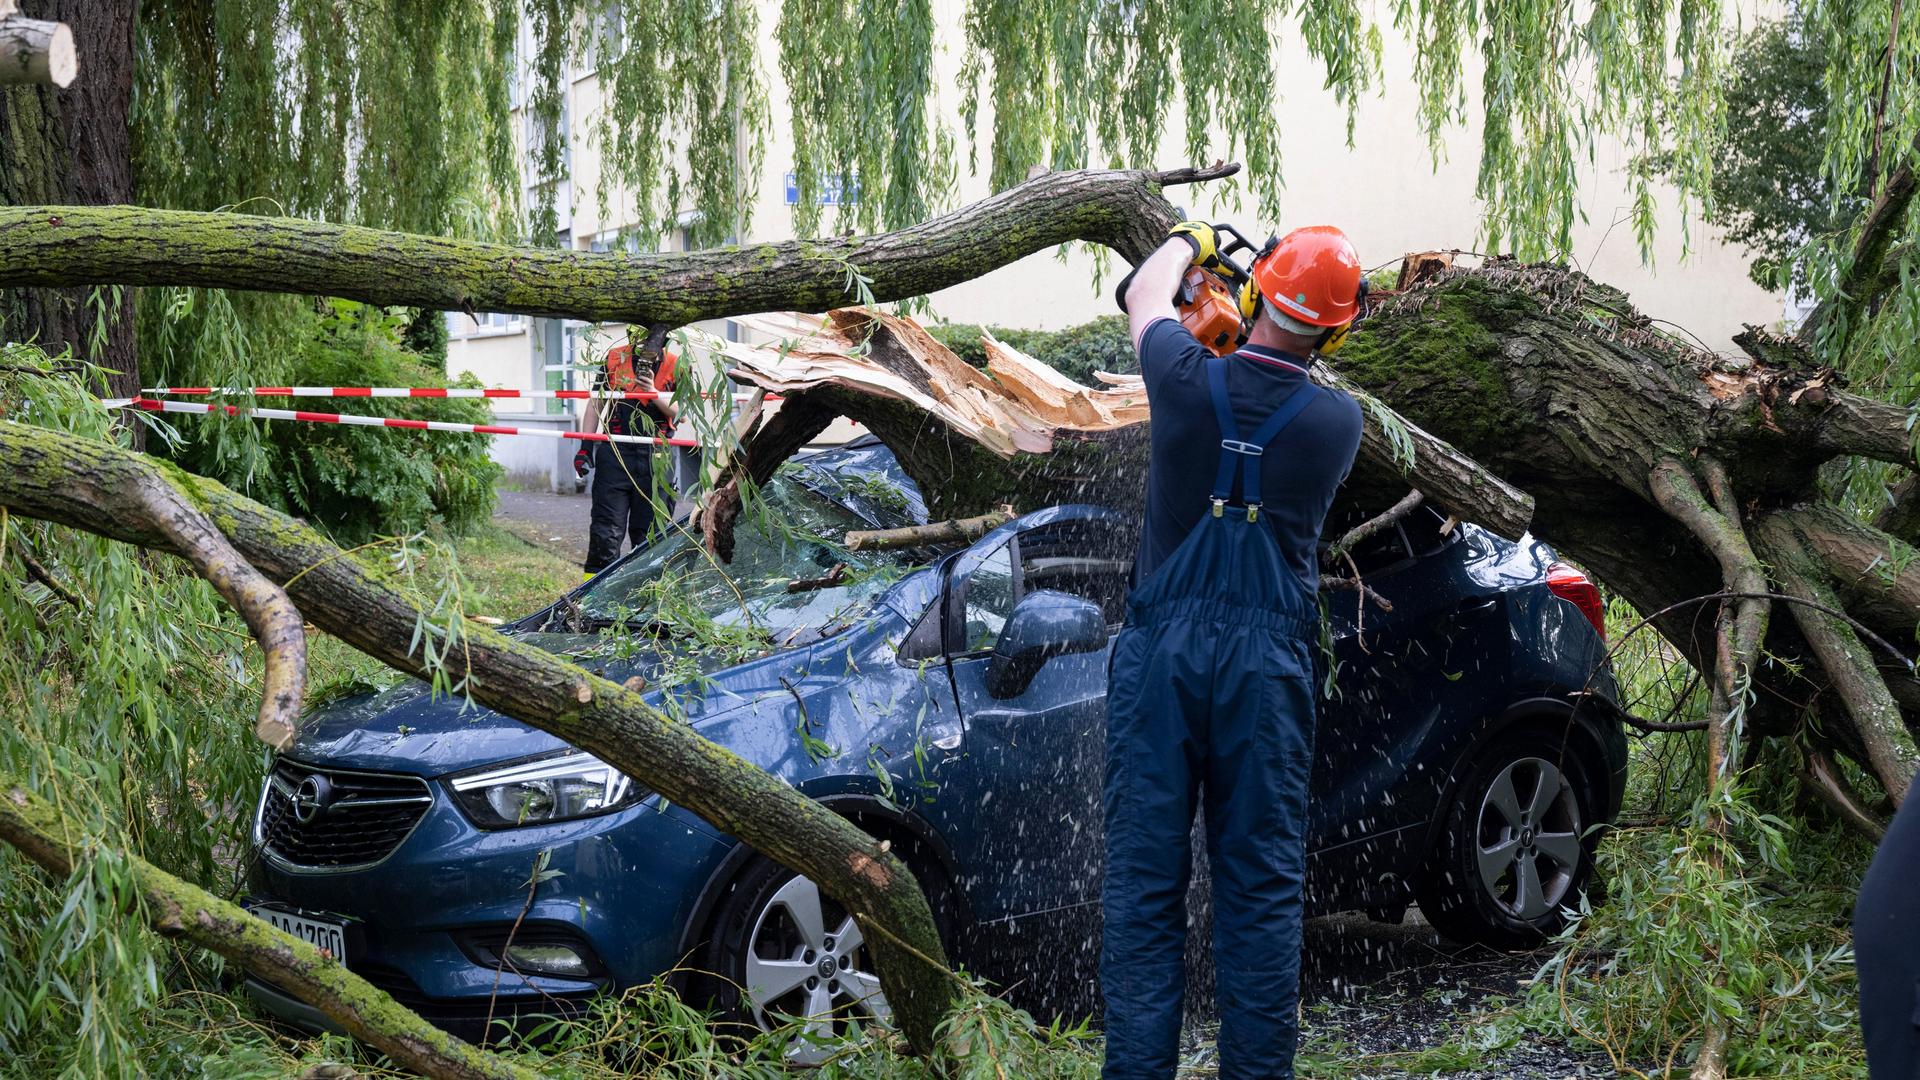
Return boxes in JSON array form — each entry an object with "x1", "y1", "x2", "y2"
[{"x1": 447, "y1": 311, "x2": 527, "y2": 339}]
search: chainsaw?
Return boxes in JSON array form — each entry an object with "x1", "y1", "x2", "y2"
[
  {"x1": 1116, "y1": 222, "x2": 1263, "y2": 357},
  {"x1": 1175, "y1": 223, "x2": 1261, "y2": 356}
]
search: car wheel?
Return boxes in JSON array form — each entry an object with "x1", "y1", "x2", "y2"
[
  {"x1": 700, "y1": 856, "x2": 894, "y2": 1060},
  {"x1": 1415, "y1": 727, "x2": 1598, "y2": 949}
]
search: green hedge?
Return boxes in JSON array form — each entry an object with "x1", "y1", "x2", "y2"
[
  {"x1": 925, "y1": 314, "x2": 1136, "y2": 385},
  {"x1": 169, "y1": 302, "x2": 501, "y2": 543}
]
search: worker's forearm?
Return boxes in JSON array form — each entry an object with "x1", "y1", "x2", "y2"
[
  {"x1": 580, "y1": 401, "x2": 599, "y2": 433},
  {"x1": 1127, "y1": 239, "x2": 1193, "y2": 350}
]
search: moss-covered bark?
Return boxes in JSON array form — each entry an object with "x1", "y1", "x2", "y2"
[
  {"x1": 0, "y1": 774, "x2": 538, "y2": 1080},
  {"x1": 0, "y1": 418, "x2": 958, "y2": 1057},
  {"x1": 0, "y1": 166, "x2": 1228, "y2": 333}
]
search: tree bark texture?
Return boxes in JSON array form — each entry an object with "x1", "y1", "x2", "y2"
[
  {"x1": 0, "y1": 775, "x2": 537, "y2": 1080},
  {"x1": 0, "y1": 165, "x2": 1233, "y2": 337},
  {"x1": 0, "y1": 0, "x2": 136, "y2": 404},
  {"x1": 0, "y1": 420, "x2": 957, "y2": 1057}
]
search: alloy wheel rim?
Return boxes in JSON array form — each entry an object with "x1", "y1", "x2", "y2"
[
  {"x1": 1473, "y1": 756, "x2": 1582, "y2": 921},
  {"x1": 743, "y1": 873, "x2": 891, "y2": 1060}
]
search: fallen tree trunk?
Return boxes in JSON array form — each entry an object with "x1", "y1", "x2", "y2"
[
  {"x1": 0, "y1": 775, "x2": 536, "y2": 1080},
  {"x1": 0, "y1": 419, "x2": 957, "y2": 1057},
  {"x1": 699, "y1": 308, "x2": 1532, "y2": 556},
  {"x1": 0, "y1": 165, "x2": 1230, "y2": 333}
]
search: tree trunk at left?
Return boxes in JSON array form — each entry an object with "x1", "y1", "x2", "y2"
[{"x1": 0, "y1": 0, "x2": 137, "y2": 406}]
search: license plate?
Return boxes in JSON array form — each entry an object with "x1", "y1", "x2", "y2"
[{"x1": 253, "y1": 906, "x2": 348, "y2": 962}]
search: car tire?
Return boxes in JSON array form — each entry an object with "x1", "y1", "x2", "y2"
[
  {"x1": 695, "y1": 854, "x2": 940, "y2": 1060},
  {"x1": 1415, "y1": 726, "x2": 1600, "y2": 949}
]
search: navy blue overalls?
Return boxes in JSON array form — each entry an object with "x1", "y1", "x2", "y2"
[{"x1": 1102, "y1": 354, "x2": 1323, "y2": 1079}]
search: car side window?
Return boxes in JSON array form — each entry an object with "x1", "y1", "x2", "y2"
[
  {"x1": 1016, "y1": 519, "x2": 1134, "y2": 626},
  {"x1": 959, "y1": 542, "x2": 1018, "y2": 653}
]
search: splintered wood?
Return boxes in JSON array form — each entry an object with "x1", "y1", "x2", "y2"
[{"x1": 721, "y1": 310, "x2": 1149, "y2": 459}]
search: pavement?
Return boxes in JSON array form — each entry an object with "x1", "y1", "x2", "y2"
[{"x1": 493, "y1": 485, "x2": 592, "y2": 567}]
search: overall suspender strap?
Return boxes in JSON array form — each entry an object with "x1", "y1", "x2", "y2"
[
  {"x1": 1205, "y1": 354, "x2": 1321, "y2": 517},
  {"x1": 1208, "y1": 356, "x2": 1246, "y2": 501}
]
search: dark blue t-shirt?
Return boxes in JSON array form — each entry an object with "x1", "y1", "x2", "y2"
[{"x1": 1133, "y1": 318, "x2": 1364, "y2": 591}]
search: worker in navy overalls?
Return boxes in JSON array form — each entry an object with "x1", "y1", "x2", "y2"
[{"x1": 1104, "y1": 223, "x2": 1367, "y2": 1079}]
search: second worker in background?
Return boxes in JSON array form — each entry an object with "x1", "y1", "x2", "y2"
[{"x1": 575, "y1": 341, "x2": 677, "y2": 578}]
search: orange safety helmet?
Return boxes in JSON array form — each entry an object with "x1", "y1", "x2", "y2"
[{"x1": 1246, "y1": 225, "x2": 1365, "y2": 330}]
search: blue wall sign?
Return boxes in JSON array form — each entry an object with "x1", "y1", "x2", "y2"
[{"x1": 783, "y1": 172, "x2": 860, "y2": 206}]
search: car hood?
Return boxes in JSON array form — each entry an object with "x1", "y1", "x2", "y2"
[{"x1": 287, "y1": 629, "x2": 809, "y2": 776}]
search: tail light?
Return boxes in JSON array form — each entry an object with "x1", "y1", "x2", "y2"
[{"x1": 1546, "y1": 562, "x2": 1606, "y2": 641}]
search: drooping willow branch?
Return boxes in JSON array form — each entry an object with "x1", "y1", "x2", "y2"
[{"x1": 0, "y1": 775, "x2": 537, "y2": 1080}]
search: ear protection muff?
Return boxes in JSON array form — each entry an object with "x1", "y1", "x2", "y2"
[
  {"x1": 1313, "y1": 279, "x2": 1368, "y2": 355},
  {"x1": 1237, "y1": 234, "x2": 1281, "y2": 320}
]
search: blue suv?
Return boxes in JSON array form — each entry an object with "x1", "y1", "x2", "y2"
[{"x1": 244, "y1": 438, "x2": 1625, "y2": 1046}]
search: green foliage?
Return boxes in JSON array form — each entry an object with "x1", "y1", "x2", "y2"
[
  {"x1": 925, "y1": 315, "x2": 1135, "y2": 385},
  {"x1": 131, "y1": 1, "x2": 518, "y2": 240},
  {"x1": 162, "y1": 301, "x2": 502, "y2": 544},
  {"x1": 1652, "y1": 17, "x2": 1833, "y2": 291},
  {"x1": 401, "y1": 307, "x2": 451, "y2": 372},
  {"x1": 0, "y1": 350, "x2": 276, "y2": 1077},
  {"x1": 1526, "y1": 788, "x2": 1870, "y2": 1077}
]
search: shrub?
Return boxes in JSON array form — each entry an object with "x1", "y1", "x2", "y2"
[
  {"x1": 167, "y1": 301, "x2": 502, "y2": 543},
  {"x1": 926, "y1": 315, "x2": 1136, "y2": 385}
]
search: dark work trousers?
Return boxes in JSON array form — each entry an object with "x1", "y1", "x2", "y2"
[
  {"x1": 584, "y1": 444, "x2": 660, "y2": 574},
  {"x1": 1858, "y1": 791, "x2": 1920, "y2": 1078},
  {"x1": 1102, "y1": 360, "x2": 1324, "y2": 1080}
]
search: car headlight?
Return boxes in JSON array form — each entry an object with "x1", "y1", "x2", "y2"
[{"x1": 448, "y1": 751, "x2": 647, "y2": 829}]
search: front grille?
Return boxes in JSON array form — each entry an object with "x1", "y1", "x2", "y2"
[{"x1": 255, "y1": 759, "x2": 433, "y2": 870}]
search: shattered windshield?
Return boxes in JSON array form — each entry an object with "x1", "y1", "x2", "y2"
[{"x1": 567, "y1": 466, "x2": 924, "y2": 641}]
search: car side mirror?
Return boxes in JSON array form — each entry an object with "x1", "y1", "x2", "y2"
[{"x1": 985, "y1": 590, "x2": 1108, "y2": 699}]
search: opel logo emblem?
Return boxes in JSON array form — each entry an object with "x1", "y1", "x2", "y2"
[
  {"x1": 291, "y1": 775, "x2": 332, "y2": 825},
  {"x1": 817, "y1": 956, "x2": 837, "y2": 978}
]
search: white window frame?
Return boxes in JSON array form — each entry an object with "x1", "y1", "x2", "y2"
[{"x1": 446, "y1": 310, "x2": 528, "y2": 340}]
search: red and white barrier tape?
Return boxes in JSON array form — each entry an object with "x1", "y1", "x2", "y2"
[
  {"x1": 142, "y1": 386, "x2": 777, "y2": 402},
  {"x1": 114, "y1": 397, "x2": 702, "y2": 448}
]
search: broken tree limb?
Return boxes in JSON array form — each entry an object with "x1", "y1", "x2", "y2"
[
  {"x1": 1330, "y1": 489, "x2": 1425, "y2": 556},
  {"x1": 1757, "y1": 514, "x2": 1917, "y2": 805},
  {"x1": 0, "y1": 419, "x2": 957, "y2": 1056},
  {"x1": 846, "y1": 508, "x2": 1014, "y2": 552},
  {"x1": 0, "y1": 5, "x2": 76, "y2": 87},
  {"x1": 1801, "y1": 746, "x2": 1890, "y2": 841},
  {"x1": 0, "y1": 774, "x2": 537, "y2": 1080},
  {"x1": 126, "y1": 469, "x2": 307, "y2": 749},
  {"x1": 0, "y1": 165, "x2": 1230, "y2": 329},
  {"x1": 706, "y1": 308, "x2": 1531, "y2": 559}
]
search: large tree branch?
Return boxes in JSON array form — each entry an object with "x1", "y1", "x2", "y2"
[
  {"x1": 704, "y1": 310, "x2": 1533, "y2": 556},
  {"x1": 0, "y1": 775, "x2": 537, "y2": 1080},
  {"x1": 1756, "y1": 513, "x2": 1917, "y2": 804},
  {"x1": 1800, "y1": 135, "x2": 1918, "y2": 346},
  {"x1": 0, "y1": 419, "x2": 957, "y2": 1055},
  {"x1": 0, "y1": 4, "x2": 76, "y2": 87},
  {"x1": 0, "y1": 166, "x2": 1231, "y2": 329},
  {"x1": 126, "y1": 466, "x2": 306, "y2": 748}
]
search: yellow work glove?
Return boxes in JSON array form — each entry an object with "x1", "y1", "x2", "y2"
[{"x1": 1168, "y1": 220, "x2": 1223, "y2": 270}]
